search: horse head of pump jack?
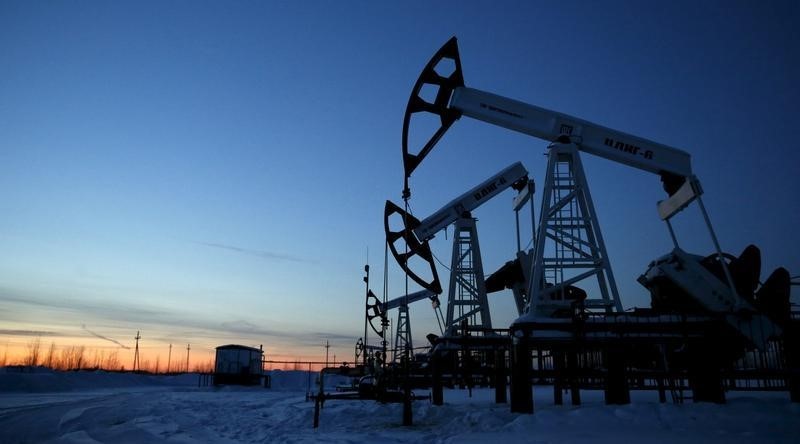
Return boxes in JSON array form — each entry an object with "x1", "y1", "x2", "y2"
[{"x1": 384, "y1": 38, "x2": 465, "y2": 296}]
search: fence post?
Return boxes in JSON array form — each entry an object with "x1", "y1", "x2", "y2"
[
  {"x1": 604, "y1": 347, "x2": 630, "y2": 405},
  {"x1": 510, "y1": 332, "x2": 533, "y2": 413},
  {"x1": 495, "y1": 348, "x2": 507, "y2": 404}
]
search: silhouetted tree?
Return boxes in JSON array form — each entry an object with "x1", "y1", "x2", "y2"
[
  {"x1": 24, "y1": 337, "x2": 41, "y2": 367},
  {"x1": 60, "y1": 345, "x2": 85, "y2": 370},
  {"x1": 45, "y1": 342, "x2": 56, "y2": 368},
  {"x1": 104, "y1": 351, "x2": 121, "y2": 371}
]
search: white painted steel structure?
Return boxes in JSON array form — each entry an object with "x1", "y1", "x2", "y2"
[{"x1": 397, "y1": 37, "x2": 781, "y2": 347}]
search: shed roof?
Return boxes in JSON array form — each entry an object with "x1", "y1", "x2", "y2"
[{"x1": 215, "y1": 344, "x2": 263, "y2": 353}]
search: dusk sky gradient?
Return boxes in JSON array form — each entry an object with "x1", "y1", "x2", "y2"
[{"x1": 1, "y1": 1, "x2": 798, "y2": 367}]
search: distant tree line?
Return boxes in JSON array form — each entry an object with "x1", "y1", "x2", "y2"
[{"x1": 4, "y1": 337, "x2": 215, "y2": 373}]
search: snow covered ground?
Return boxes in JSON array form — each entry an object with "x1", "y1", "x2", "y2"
[{"x1": 1, "y1": 368, "x2": 799, "y2": 443}]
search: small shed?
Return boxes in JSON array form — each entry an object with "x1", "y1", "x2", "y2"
[{"x1": 214, "y1": 344, "x2": 264, "y2": 385}]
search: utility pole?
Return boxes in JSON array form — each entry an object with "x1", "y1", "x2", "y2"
[
  {"x1": 324, "y1": 340, "x2": 330, "y2": 368},
  {"x1": 363, "y1": 264, "x2": 369, "y2": 368},
  {"x1": 167, "y1": 344, "x2": 172, "y2": 374},
  {"x1": 185, "y1": 344, "x2": 190, "y2": 373},
  {"x1": 132, "y1": 331, "x2": 141, "y2": 373}
]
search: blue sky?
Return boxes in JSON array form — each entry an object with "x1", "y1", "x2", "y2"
[{"x1": 1, "y1": 1, "x2": 798, "y2": 364}]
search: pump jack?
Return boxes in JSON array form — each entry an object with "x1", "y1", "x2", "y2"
[
  {"x1": 387, "y1": 37, "x2": 786, "y2": 349},
  {"x1": 365, "y1": 288, "x2": 443, "y2": 362},
  {"x1": 386, "y1": 161, "x2": 531, "y2": 338},
  {"x1": 316, "y1": 38, "x2": 797, "y2": 428}
]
